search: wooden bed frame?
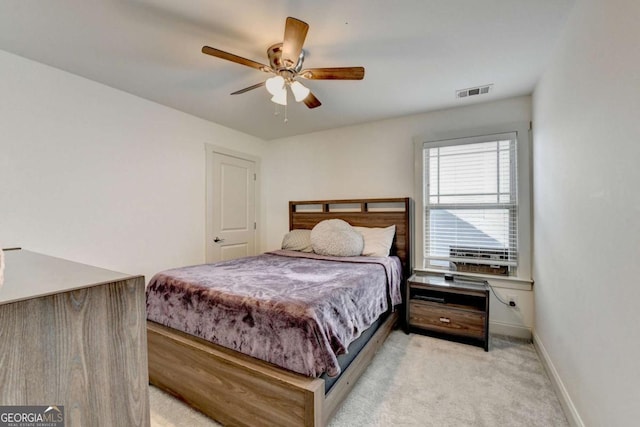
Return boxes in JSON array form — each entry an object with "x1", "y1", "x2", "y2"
[{"x1": 147, "y1": 197, "x2": 413, "y2": 426}]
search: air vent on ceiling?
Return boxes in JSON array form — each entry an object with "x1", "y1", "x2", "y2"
[{"x1": 456, "y1": 84, "x2": 493, "y2": 99}]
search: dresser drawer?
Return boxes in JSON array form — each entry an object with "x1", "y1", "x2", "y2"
[{"x1": 409, "y1": 301, "x2": 485, "y2": 339}]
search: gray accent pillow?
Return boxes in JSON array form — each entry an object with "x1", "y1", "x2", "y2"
[
  {"x1": 281, "y1": 229, "x2": 313, "y2": 252},
  {"x1": 311, "y1": 219, "x2": 364, "y2": 257}
]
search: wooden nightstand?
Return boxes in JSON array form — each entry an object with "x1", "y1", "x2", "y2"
[{"x1": 406, "y1": 274, "x2": 490, "y2": 351}]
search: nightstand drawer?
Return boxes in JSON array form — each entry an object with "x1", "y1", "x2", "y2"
[{"x1": 409, "y1": 301, "x2": 485, "y2": 339}]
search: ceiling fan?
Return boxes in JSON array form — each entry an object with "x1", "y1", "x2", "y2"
[{"x1": 202, "y1": 17, "x2": 365, "y2": 109}]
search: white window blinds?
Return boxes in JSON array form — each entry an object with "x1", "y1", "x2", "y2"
[{"x1": 423, "y1": 132, "x2": 518, "y2": 269}]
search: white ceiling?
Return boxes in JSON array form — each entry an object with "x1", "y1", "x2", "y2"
[{"x1": 0, "y1": 0, "x2": 574, "y2": 140}]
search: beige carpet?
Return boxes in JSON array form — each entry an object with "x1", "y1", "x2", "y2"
[{"x1": 150, "y1": 332, "x2": 568, "y2": 426}]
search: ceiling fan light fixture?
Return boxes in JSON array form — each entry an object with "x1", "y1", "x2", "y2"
[
  {"x1": 265, "y1": 75, "x2": 285, "y2": 95},
  {"x1": 290, "y1": 81, "x2": 310, "y2": 102},
  {"x1": 270, "y1": 89, "x2": 287, "y2": 106}
]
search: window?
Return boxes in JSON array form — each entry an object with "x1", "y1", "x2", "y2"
[{"x1": 422, "y1": 132, "x2": 519, "y2": 275}]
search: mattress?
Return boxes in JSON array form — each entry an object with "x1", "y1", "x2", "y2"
[{"x1": 146, "y1": 250, "x2": 402, "y2": 377}]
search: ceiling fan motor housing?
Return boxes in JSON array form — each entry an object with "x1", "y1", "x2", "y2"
[{"x1": 267, "y1": 43, "x2": 304, "y2": 74}]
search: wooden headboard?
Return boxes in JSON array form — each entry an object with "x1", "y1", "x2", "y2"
[{"x1": 289, "y1": 198, "x2": 413, "y2": 276}]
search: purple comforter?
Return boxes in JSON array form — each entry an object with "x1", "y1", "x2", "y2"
[{"x1": 146, "y1": 250, "x2": 402, "y2": 377}]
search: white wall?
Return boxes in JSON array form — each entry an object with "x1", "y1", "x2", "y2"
[
  {"x1": 532, "y1": 0, "x2": 640, "y2": 425},
  {"x1": 264, "y1": 95, "x2": 534, "y2": 337},
  {"x1": 0, "y1": 50, "x2": 266, "y2": 281}
]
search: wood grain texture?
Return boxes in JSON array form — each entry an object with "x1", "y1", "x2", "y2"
[
  {"x1": 148, "y1": 321, "x2": 324, "y2": 427},
  {"x1": 299, "y1": 67, "x2": 365, "y2": 80},
  {"x1": 289, "y1": 198, "x2": 413, "y2": 277},
  {"x1": 201, "y1": 46, "x2": 269, "y2": 71},
  {"x1": 231, "y1": 81, "x2": 265, "y2": 95},
  {"x1": 0, "y1": 277, "x2": 149, "y2": 427},
  {"x1": 407, "y1": 275, "x2": 490, "y2": 350},
  {"x1": 148, "y1": 312, "x2": 397, "y2": 427},
  {"x1": 409, "y1": 302, "x2": 485, "y2": 339},
  {"x1": 303, "y1": 92, "x2": 322, "y2": 109},
  {"x1": 282, "y1": 17, "x2": 309, "y2": 67}
]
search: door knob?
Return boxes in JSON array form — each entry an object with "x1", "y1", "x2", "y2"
[{"x1": 214, "y1": 237, "x2": 225, "y2": 243}]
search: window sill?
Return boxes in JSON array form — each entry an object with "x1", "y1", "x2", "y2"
[{"x1": 414, "y1": 268, "x2": 533, "y2": 290}]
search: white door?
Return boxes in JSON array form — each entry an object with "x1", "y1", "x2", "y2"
[{"x1": 206, "y1": 150, "x2": 256, "y2": 263}]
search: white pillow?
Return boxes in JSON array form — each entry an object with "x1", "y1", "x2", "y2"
[
  {"x1": 281, "y1": 229, "x2": 313, "y2": 252},
  {"x1": 353, "y1": 225, "x2": 396, "y2": 257},
  {"x1": 311, "y1": 219, "x2": 364, "y2": 257}
]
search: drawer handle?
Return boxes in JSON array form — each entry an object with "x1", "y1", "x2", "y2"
[{"x1": 439, "y1": 317, "x2": 451, "y2": 324}]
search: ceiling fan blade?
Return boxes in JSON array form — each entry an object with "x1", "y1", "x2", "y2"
[
  {"x1": 230, "y1": 81, "x2": 266, "y2": 95},
  {"x1": 202, "y1": 46, "x2": 270, "y2": 72},
  {"x1": 282, "y1": 17, "x2": 309, "y2": 67},
  {"x1": 303, "y1": 92, "x2": 321, "y2": 109},
  {"x1": 299, "y1": 67, "x2": 365, "y2": 80}
]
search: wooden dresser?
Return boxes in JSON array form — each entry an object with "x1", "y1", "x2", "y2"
[
  {"x1": 0, "y1": 249, "x2": 150, "y2": 426},
  {"x1": 406, "y1": 274, "x2": 490, "y2": 351}
]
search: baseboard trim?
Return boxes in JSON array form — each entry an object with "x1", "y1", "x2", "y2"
[
  {"x1": 533, "y1": 332, "x2": 585, "y2": 427},
  {"x1": 489, "y1": 321, "x2": 531, "y2": 340}
]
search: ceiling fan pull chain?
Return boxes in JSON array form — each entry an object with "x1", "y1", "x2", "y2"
[{"x1": 284, "y1": 103, "x2": 288, "y2": 123}]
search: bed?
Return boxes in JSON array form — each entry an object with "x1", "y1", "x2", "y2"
[{"x1": 146, "y1": 197, "x2": 412, "y2": 427}]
